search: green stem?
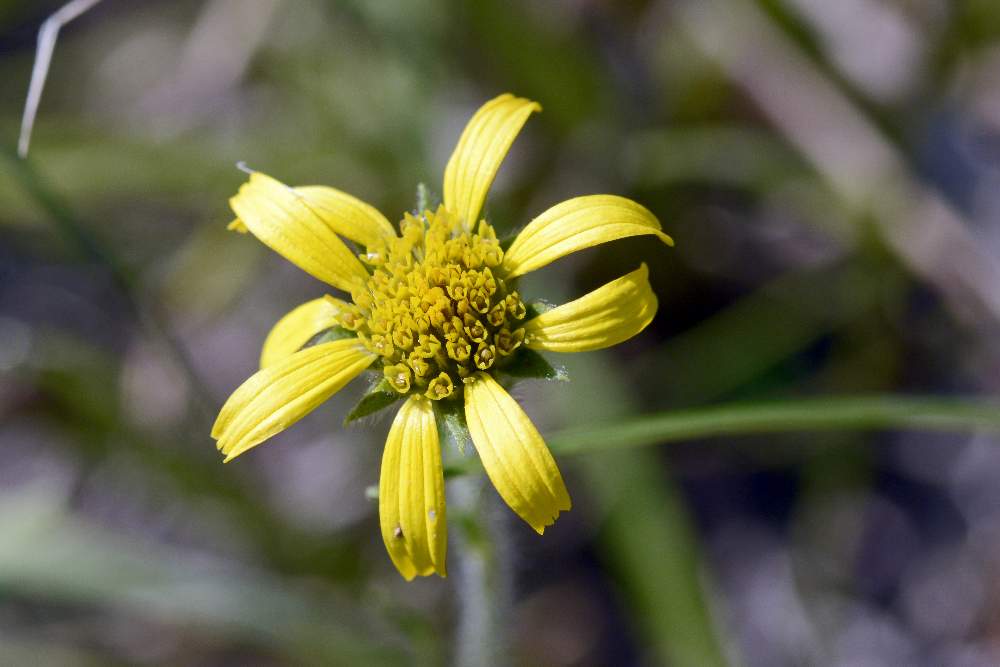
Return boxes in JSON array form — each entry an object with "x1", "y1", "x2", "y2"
[
  {"x1": 547, "y1": 395, "x2": 1000, "y2": 455},
  {"x1": 450, "y1": 476, "x2": 512, "y2": 667},
  {"x1": 442, "y1": 395, "x2": 1000, "y2": 477}
]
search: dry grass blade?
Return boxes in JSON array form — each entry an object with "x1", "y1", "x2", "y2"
[{"x1": 18, "y1": 0, "x2": 104, "y2": 158}]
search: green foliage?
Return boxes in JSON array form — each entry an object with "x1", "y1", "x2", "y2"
[{"x1": 345, "y1": 379, "x2": 402, "y2": 424}]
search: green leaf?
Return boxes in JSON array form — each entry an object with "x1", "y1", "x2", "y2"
[
  {"x1": 344, "y1": 379, "x2": 402, "y2": 424},
  {"x1": 497, "y1": 348, "x2": 568, "y2": 382}
]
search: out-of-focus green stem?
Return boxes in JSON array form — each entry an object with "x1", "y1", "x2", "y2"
[
  {"x1": 3, "y1": 145, "x2": 217, "y2": 418},
  {"x1": 450, "y1": 476, "x2": 511, "y2": 667},
  {"x1": 442, "y1": 395, "x2": 1000, "y2": 478},
  {"x1": 547, "y1": 396, "x2": 1000, "y2": 455}
]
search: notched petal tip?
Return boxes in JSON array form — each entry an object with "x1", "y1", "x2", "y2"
[
  {"x1": 227, "y1": 171, "x2": 369, "y2": 292},
  {"x1": 259, "y1": 296, "x2": 347, "y2": 369},
  {"x1": 533, "y1": 482, "x2": 572, "y2": 534},
  {"x1": 503, "y1": 195, "x2": 672, "y2": 278},
  {"x1": 464, "y1": 373, "x2": 571, "y2": 533},
  {"x1": 523, "y1": 262, "x2": 659, "y2": 353},
  {"x1": 294, "y1": 184, "x2": 397, "y2": 248},
  {"x1": 379, "y1": 396, "x2": 448, "y2": 580},
  {"x1": 443, "y1": 94, "x2": 541, "y2": 228},
  {"x1": 490, "y1": 92, "x2": 541, "y2": 114},
  {"x1": 211, "y1": 339, "x2": 375, "y2": 462}
]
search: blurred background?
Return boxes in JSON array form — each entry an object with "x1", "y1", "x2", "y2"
[{"x1": 3, "y1": 0, "x2": 1000, "y2": 664}]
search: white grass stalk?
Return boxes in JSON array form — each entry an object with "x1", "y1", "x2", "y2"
[{"x1": 18, "y1": 0, "x2": 104, "y2": 158}]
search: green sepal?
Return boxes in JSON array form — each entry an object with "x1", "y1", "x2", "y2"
[
  {"x1": 498, "y1": 347, "x2": 569, "y2": 382},
  {"x1": 524, "y1": 300, "x2": 555, "y2": 320},
  {"x1": 309, "y1": 325, "x2": 357, "y2": 346},
  {"x1": 434, "y1": 398, "x2": 471, "y2": 456},
  {"x1": 344, "y1": 378, "x2": 403, "y2": 424}
]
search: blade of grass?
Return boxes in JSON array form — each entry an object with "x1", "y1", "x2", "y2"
[
  {"x1": 548, "y1": 396, "x2": 1000, "y2": 455},
  {"x1": 444, "y1": 395, "x2": 1000, "y2": 478},
  {"x1": 584, "y1": 449, "x2": 730, "y2": 667},
  {"x1": 547, "y1": 352, "x2": 734, "y2": 667},
  {"x1": 18, "y1": 0, "x2": 104, "y2": 158}
]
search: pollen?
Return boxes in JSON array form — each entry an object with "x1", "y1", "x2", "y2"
[{"x1": 341, "y1": 206, "x2": 526, "y2": 400}]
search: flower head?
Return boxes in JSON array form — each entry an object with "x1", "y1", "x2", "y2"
[
  {"x1": 344, "y1": 207, "x2": 524, "y2": 394},
  {"x1": 213, "y1": 94, "x2": 673, "y2": 579}
]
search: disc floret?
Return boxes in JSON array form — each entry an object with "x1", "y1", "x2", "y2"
[{"x1": 340, "y1": 205, "x2": 526, "y2": 400}]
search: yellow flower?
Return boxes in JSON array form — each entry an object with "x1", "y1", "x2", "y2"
[{"x1": 212, "y1": 93, "x2": 673, "y2": 580}]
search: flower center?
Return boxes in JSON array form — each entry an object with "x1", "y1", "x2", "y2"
[{"x1": 339, "y1": 206, "x2": 526, "y2": 400}]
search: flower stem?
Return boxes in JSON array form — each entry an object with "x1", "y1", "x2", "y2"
[
  {"x1": 441, "y1": 395, "x2": 1000, "y2": 479},
  {"x1": 451, "y1": 475, "x2": 513, "y2": 667},
  {"x1": 546, "y1": 395, "x2": 1000, "y2": 455}
]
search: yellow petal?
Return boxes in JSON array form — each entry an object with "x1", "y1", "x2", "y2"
[
  {"x1": 294, "y1": 185, "x2": 397, "y2": 249},
  {"x1": 502, "y1": 195, "x2": 674, "y2": 278},
  {"x1": 212, "y1": 339, "x2": 375, "y2": 461},
  {"x1": 443, "y1": 94, "x2": 541, "y2": 228},
  {"x1": 379, "y1": 396, "x2": 447, "y2": 580},
  {"x1": 464, "y1": 373, "x2": 570, "y2": 533},
  {"x1": 229, "y1": 172, "x2": 369, "y2": 292},
  {"x1": 524, "y1": 264, "x2": 658, "y2": 353},
  {"x1": 260, "y1": 296, "x2": 350, "y2": 369}
]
